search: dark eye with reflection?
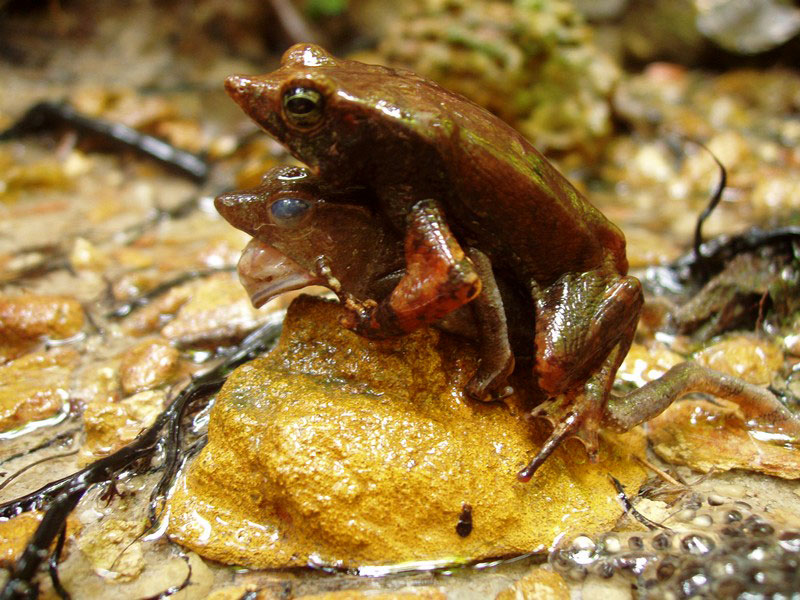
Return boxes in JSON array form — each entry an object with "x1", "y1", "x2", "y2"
[
  {"x1": 270, "y1": 196, "x2": 311, "y2": 227},
  {"x1": 282, "y1": 87, "x2": 324, "y2": 128}
]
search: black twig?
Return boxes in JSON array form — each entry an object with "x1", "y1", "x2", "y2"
[
  {"x1": 688, "y1": 140, "x2": 727, "y2": 281},
  {"x1": 609, "y1": 475, "x2": 666, "y2": 531},
  {"x1": 0, "y1": 428, "x2": 80, "y2": 468},
  {"x1": 645, "y1": 226, "x2": 800, "y2": 294},
  {"x1": 0, "y1": 449, "x2": 79, "y2": 492},
  {"x1": 47, "y1": 526, "x2": 70, "y2": 600},
  {"x1": 0, "y1": 102, "x2": 208, "y2": 182}
]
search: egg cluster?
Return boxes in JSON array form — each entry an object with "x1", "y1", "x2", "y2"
[{"x1": 549, "y1": 494, "x2": 800, "y2": 598}]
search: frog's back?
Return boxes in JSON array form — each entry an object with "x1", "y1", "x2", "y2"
[{"x1": 328, "y1": 60, "x2": 628, "y2": 285}]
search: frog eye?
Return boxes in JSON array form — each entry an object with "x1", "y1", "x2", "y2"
[
  {"x1": 270, "y1": 196, "x2": 312, "y2": 227},
  {"x1": 282, "y1": 87, "x2": 324, "y2": 128}
]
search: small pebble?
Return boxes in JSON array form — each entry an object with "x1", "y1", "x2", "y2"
[
  {"x1": 712, "y1": 483, "x2": 746, "y2": 498},
  {"x1": 601, "y1": 534, "x2": 621, "y2": 554},
  {"x1": 676, "y1": 509, "x2": 696, "y2": 522},
  {"x1": 693, "y1": 514, "x2": 713, "y2": 528}
]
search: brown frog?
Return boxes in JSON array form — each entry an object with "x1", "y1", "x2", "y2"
[
  {"x1": 218, "y1": 44, "x2": 800, "y2": 480},
  {"x1": 216, "y1": 165, "x2": 535, "y2": 365}
]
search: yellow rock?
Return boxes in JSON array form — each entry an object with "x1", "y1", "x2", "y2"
[
  {"x1": 0, "y1": 513, "x2": 41, "y2": 567},
  {"x1": 76, "y1": 519, "x2": 146, "y2": 581},
  {"x1": 119, "y1": 338, "x2": 181, "y2": 395},
  {"x1": 693, "y1": 335, "x2": 782, "y2": 386},
  {"x1": 69, "y1": 237, "x2": 110, "y2": 272},
  {"x1": 616, "y1": 342, "x2": 683, "y2": 387},
  {"x1": 0, "y1": 347, "x2": 77, "y2": 432},
  {"x1": 495, "y1": 567, "x2": 570, "y2": 600},
  {"x1": 0, "y1": 294, "x2": 85, "y2": 363},
  {"x1": 206, "y1": 586, "x2": 262, "y2": 600},
  {"x1": 167, "y1": 296, "x2": 646, "y2": 568},
  {"x1": 159, "y1": 273, "x2": 271, "y2": 347},
  {"x1": 81, "y1": 390, "x2": 165, "y2": 464},
  {"x1": 648, "y1": 399, "x2": 800, "y2": 479}
]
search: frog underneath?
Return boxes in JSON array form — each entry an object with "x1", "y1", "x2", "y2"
[{"x1": 218, "y1": 44, "x2": 800, "y2": 480}]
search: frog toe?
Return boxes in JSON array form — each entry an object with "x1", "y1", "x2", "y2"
[
  {"x1": 518, "y1": 394, "x2": 602, "y2": 482},
  {"x1": 464, "y1": 358, "x2": 515, "y2": 402}
]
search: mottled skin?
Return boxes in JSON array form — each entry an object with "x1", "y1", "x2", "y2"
[{"x1": 219, "y1": 44, "x2": 800, "y2": 480}]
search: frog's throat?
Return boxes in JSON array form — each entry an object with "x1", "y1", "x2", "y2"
[{"x1": 238, "y1": 238, "x2": 325, "y2": 308}]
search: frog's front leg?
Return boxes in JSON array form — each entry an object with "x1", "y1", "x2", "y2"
[
  {"x1": 341, "y1": 199, "x2": 481, "y2": 339},
  {"x1": 518, "y1": 270, "x2": 643, "y2": 481},
  {"x1": 463, "y1": 247, "x2": 515, "y2": 401}
]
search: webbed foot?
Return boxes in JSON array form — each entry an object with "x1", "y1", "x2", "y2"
[{"x1": 517, "y1": 391, "x2": 602, "y2": 482}]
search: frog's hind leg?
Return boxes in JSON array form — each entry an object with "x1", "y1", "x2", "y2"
[
  {"x1": 603, "y1": 361, "x2": 800, "y2": 440},
  {"x1": 518, "y1": 271, "x2": 643, "y2": 482}
]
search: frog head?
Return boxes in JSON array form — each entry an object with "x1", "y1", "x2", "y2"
[
  {"x1": 215, "y1": 166, "x2": 402, "y2": 308},
  {"x1": 225, "y1": 44, "x2": 379, "y2": 183}
]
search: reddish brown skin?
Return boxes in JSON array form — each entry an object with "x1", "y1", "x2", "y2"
[
  {"x1": 344, "y1": 198, "x2": 481, "y2": 338},
  {"x1": 216, "y1": 167, "x2": 525, "y2": 395},
  {"x1": 219, "y1": 45, "x2": 800, "y2": 480}
]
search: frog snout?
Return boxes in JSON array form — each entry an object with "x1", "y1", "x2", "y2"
[
  {"x1": 224, "y1": 75, "x2": 253, "y2": 101},
  {"x1": 214, "y1": 191, "x2": 265, "y2": 237}
]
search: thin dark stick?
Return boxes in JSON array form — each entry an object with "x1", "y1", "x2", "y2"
[
  {"x1": 0, "y1": 428, "x2": 80, "y2": 468},
  {"x1": 609, "y1": 475, "x2": 665, "y2": 531},
  {"x1": 0, "y1": 449, "x2": 79, "y2": 492},
  {"x1": 0, "y1": 102, "x2": 208, "y2": 182},
  {"x1": 688, "y1": 139, "x2": 727, "y2": 280},
  {"x1": 48, "y1": 526, "x2": 70, "y2": 600}
]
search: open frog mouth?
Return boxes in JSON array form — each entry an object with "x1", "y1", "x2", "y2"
[{"x1": 237, "y1": 239, "x2": 325, "y2": 308}]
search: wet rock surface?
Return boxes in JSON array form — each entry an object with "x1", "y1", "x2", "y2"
[
  {"x1": 647, "y1": 398, "x2": 800, "y2": 478},
  {"x1": 0, "y1": 347, "x2": 77, "y2": 433},
  {"x1": 0, "y1": 294, "x2": 84, "y2": 363},
  {"x1": 119, "y1": 338, "x2": 181, "y2": 395},
  {"x1": 80, "y1": 389, "x2": 165, "y2": 464},
  {"x1": 494, "y1": 567, "x2": 570, "y2": 599},
  {"x1": 0, "y1": 513, "x2": 42, "y2": 567},
  {"x1": 168, "y1": 296, "x2": 647, "y2": 568}
]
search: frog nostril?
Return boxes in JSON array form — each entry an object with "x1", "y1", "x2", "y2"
[
  {"x1": 214, "y1": 193, "x2": 244, "y2": 213},
  {"x1": 224, "y1": 75, "x2": 254, "y2": 100}
]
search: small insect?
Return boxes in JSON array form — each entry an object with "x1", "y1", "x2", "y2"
[{"x1": 456, "y1": 503, "x2": 473, "y2": 538}]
